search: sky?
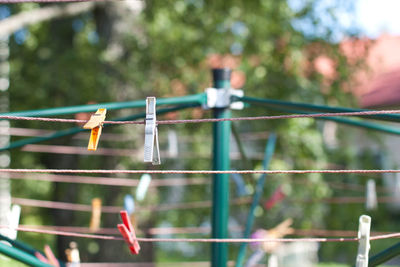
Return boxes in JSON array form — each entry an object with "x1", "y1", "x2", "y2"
[
  {"x1": 289, "y1": 0, "x2": 400, "y2": 41},
  {"x1": 355, "y1": 0, "x2": 400, "y2": 37}
]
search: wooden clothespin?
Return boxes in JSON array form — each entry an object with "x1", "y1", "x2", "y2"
[
  {"x1": 144, "y1": 97, "x2": 160, "y2": 165},
  {"x1": 35, "y1": 245, "x2": 60, "y2": 267},
  {"x1": 83, "y1": 108, "x2": 107, "y2": 151},
  {"x1": 355, "y1": 215, "x2": 371, "y2": 267},
  {"x1": 117, "y1": 210, "x2": 140, "y2": 255},
  {"x1": 89, "y1": 198, "x2": 102, "y2": 232}
]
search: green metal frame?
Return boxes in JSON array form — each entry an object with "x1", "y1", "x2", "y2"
[
  {"x1": 241, "y1": 100, "x2": 400, "y2": 136},
  {"x1": 0, "y1": 234, "x2": 38, "y2": 255},
  {"x1": 0, "y1": 94, "x2": 206, "y2": 117},
  {"x1": 238, "y1": 96, "x2": 400, "y2": 123},
  {"x1": 0, "y1": 234, "x2": 65, "y2": 267},
  {"x1": 211, "y1": 69, "x2": 232, "y2": 267},
  {"x1": 0, "y1": 234, "x2": 64, "y2": 267},
  {"x1": 235, "y1": 133, "x2": 277, "y2": 267},
  {"x1": 368, "y1": 241, "x2": 400, "y2": 267},
  {"x1": 0, "y1": 241, "x2": 54, "y2": 267}
]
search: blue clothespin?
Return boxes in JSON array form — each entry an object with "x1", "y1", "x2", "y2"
[
  {"x1": 231, "y1": 173, "x2": 248, "y2": 196},
  {"x1": 136, "y1": 174, "x2": 152, "y2": 201},
  {"x1": 124, "y1": 195, "x2": 135, "y2": 215}
]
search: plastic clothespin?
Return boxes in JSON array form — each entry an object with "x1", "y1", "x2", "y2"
[
  {"x1": 355, "y1": 215, "x2": 371, "y2": 267},
  {"x1": 136, "y1": 174, "x2": 152, "y2": 202},
  {"x1": 167, "y1": 130, "x2": 178, "y2": 158},
  {"x1": 231, "y1": 173, "x2": 248, "y2": 197},
  {"x1": 35, "y1": 245, "x2": 60, "y2": 267},
  {"x1": 35, "y1": 251, "x2": 49, "y2": 264},
  {"x1": 144, "y1": 97, "x2": 160, "y2": 165},
  {"x1": 89, "y1": 198, "x2": 102, "y2": 232},
  {"x1": 366, "y1": 179, "x2": 378, "y2": 211},
  {"x1": 264, "y1": 185, "x2": 286, "y2": 210},
  {"x1": 83, "y1": 108, "x2": 107, "y2": 151},
  {"x1": 7, "y1": 204, "x2": 21, "y2": 240},
  {"x1": 117, "y1": 210, "x2": 141, "y2": 255},
  {"x1": 124, "y1": 194, "x2": 135, "y2": 215},
  {"x1": 65, "y1": 241, "x2": 80, "y2": 265}
]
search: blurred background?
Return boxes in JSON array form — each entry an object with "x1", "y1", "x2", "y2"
[{"x1": 1, "y1": 0, "x2": 400, "y2": 266}]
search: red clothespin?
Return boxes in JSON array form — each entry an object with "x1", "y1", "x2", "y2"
[
  {"x1": 264, "y1": 185, "x2": 286, "y2": 210},
  {"x1": 118, "y1": 210, "x2": 140, "y2": 255}
]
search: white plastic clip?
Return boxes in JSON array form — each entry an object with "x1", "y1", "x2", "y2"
[
  {"x1": 203, "y1": 88, "x2": 244, "y2": 110},
  {"x1": 8, "y1": 205, "x2": 21, "y2": 240},
  {"x1": 355, "y1": 215, "x2": 371, "y2": 267},
  {"x1": 144, "y1": 97, "x2": 160, "y2": 165},
  {"x1": 366, "y1": 179, "x2": 378, "y2": 211}
]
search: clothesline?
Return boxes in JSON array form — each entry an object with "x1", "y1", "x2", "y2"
[
  {"x1": 18, "y1": 224, "x2": 396, "y2": 238},
  {"x1": 11, "y1": 196, "x2": 398, "y2": 214},
  {"x1": 2, "y1": 172, "x2": 386, "y2": 192},
  {"x1": 0, "y1": 109, "x2": 399, "y2": 125},
  {"x1": 2, "y1": 225, "x2": 400, "y2": 243},
  {"x1": 1, "y1": 168, "x2": 400, "y2": 174}
]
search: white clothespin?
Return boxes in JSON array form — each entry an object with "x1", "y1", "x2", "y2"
[
  {"x1": 144, "y1": 97, "x2": 160, "y2": 165},
  {"x1": 366, "y1": 179, "x2": 378, "y2": 211},
  {"x1": 167, "y1": 130, "x2": 178, "y2": 158},
  {"x1": 8, "y1": 205, "x2": 21, "y2": 240},
  {"x1": 136, "y1": 174, "x2": 152, "y2": 201},
  {"x1": 355, "y1": 215, "x2": 371, "y2": 267}
]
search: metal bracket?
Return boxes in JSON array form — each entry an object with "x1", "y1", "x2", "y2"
[{"x1": 203, "y1": 88, "x2": 244, "y2": 110}]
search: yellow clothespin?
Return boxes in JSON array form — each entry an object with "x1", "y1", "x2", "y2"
[
  {"x1": 89, "y1": 198, "x2": 102, "y2": 232},
  {"x1": 83, "y1": 108, "x2": 107, "y2": 151}
]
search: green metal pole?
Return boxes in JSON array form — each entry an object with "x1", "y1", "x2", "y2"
[
  {"x1": 0, "y1": 241, "x2": 54, "y2": 267},
  {"x1": 0, "y1": 94, "x2": 206, "y2": 117},
  {"x1": 211, "y1": 68, "x2": 231, "y2": 267},
  {"x1": 238, "y1": 96, "x2": 400, "y2": 123},
  {"x1": 0, "y1": 103, "x2": 200, "y2": 152},
  {"x1": 367, "y1": 241, "x2": 400, "y2": 267},
  {"x1": 235, "y1": 133, "x2": 277, "y2": 267}
]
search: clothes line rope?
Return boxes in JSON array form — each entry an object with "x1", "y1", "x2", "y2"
[
  {"x1": 11, "y1": 196, "x2": 399, "y2": 214},
  {"x1": 2, "y1": 173, "x2": 209, "y2": 187},
  {"x1": 19, "y1": 224, "x2": 397, "y2": 238},
  {"x1": 2, "y1": 226, "x2": 400, "y2": 243},
  {"x1": 3, "y1": 172, "x2": 381, "y2": 192},
  {"x1": 11, "y1": 197, "x2": 252, "y2": 213},
  {"x1": 1, "y1": 168, "x2": 400, "y2": 174},
  {"x1": 1, "y1": 109, "x2": 400, "y2": 125}
]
